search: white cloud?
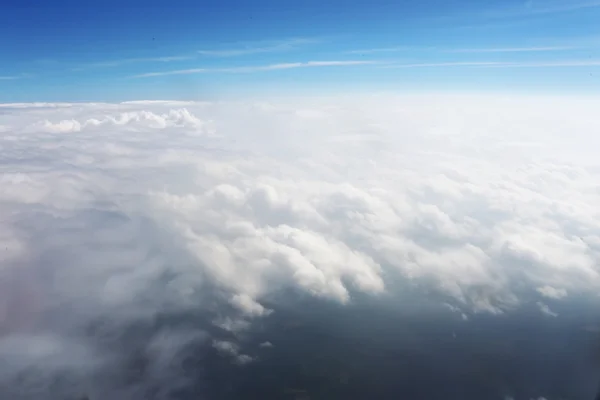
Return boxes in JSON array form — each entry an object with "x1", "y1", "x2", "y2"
[
  {"x1": 133, "y1": 60, "x2": 381, "y2": 78},
  {"x1": 71, "y1": 38, "x2": 318, "y2": 71},
  {"x1": 197, "y1": 37, "x2": 318, "y2": 57},
  {"x1": 230, "y1": 293, "x2": 272, "y2": 317},
  {"x1": 488, "y1": 60, "x2": 600, "y2": 67},
  {"x1": 464, "y1": 0, "x2": 600, "y2": 22},
  {"x1": 513, "y1": 0, "x2": 600, "y2": 15},
  {"x1": 212, "y1": 339, "x2": 239, "y2": 354},
  {"x1": 380, "y1": 61, "x2": 505, "y2": 68},
  {"x1": 536, "y1": 285, "x2": 568, "y2": 300},
  {"x1": 73, "y1": 55, "x2": 196, "y2": 70},
  {"x1": 3, "y1": 95, "x2": 599, "y2": 315},
  {"x1": 536, "y1": 302, "x2": 558, "y2": 317},
  {"x1": 212, "y1": 340, "x2": 253, "y2": 365},
  {"x1": 345, "y1": 46, "x2": 412, "y2": 54},
  {"x1": 444, "y1": 46, "x2": 575, "y2": 53},
  {"x1": 347, "y1": 45, "x2": 575, "y2": 55},
  {"x1": 382, "y1": 60, "x2": 600, "y2": 69},
  {"x1": 1, "y1": 94, "x2": 600, "y2": 395},
  {"x1": 25, "y1": 108, "x2": 209, "y2": 134}
]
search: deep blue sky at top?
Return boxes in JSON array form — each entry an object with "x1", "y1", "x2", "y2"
[{"x1": 2, "y1": 0, "x2": 600, "y2": 101}]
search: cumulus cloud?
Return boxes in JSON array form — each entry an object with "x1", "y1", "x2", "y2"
[
  {"x1": 212, "y1": 340, "x2": 253, "y2": 365},
  {"x1": 230, "y1": 294, "x2": 272, "y2": 317},
  {"x1": 536, "y1": 302, "x2": 558, "y2": 318},
  {"x1": 26, "y1": 108, "x2": 208, "y2": 134},
  {"x1": 1, "y1": 95, "x2": 600, "y2": 398},
  {"x1": 536, "y1": 285, "x2": 568, "y2": 300}
]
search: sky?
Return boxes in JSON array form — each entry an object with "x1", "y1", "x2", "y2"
[
  {"x1": 3, "y1": 2, "x2": 600, "y2": 400},
  {"x1": 2, "y1": 0, "x2": 600, "y2": 101}
]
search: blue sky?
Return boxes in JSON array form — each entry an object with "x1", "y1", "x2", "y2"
[{"x1": 2, "y1": 0, "x2": 600, "y2": 101}]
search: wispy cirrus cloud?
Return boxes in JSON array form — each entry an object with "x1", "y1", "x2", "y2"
[
  {"x1": 445, "y1": 45, "x2": 576, "y2": 53},
  {"x1": 72, "y1": 55, "x2": 196, "y2": 71},
  {"x1": 196, "y1": 37, "x2": 319, "y2": 57},
  {"x1": 502, "y1": 0, "x2": 600, "y2": 16},
  {"x1": 408, "y1": 2, "x2": 600, "y2": 39},
  {"x1": 381, "y1": 59, "x2": 600, "y2": 69},
  {"x1": 72, "y1": 38, "x2": 321, "y2": 71},
  {"x1": 447, "y1": 0, "x2": 600, "y2": 23},
  {"x1": 347, "y1": 45, "x2": 576, "y2": 55},
  {"x1": 345, "y1": 46, "x2": 414, "y2": 55},
  {"x1": 485, "y1": 59, "x2": 600, "y2": 67},
  {"x1": 380, "y1": 61, "x2": 504, "y2": 68},
  {"x1": 133, "y1": 60, "x2": 381, "y2": 78},
  {"x1": 0, "y1": 73, "x2": 33, "y2": 80}
]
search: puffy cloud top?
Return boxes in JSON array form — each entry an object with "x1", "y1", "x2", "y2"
[{"x1": 1, "y1": 95, "x2": 599, "y2": 399}]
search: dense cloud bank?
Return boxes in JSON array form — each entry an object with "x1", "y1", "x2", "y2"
[{"x1": 1, "y1": 95, "x2": 599, "y2": 399}]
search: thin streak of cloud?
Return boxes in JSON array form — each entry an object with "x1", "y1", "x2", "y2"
[
  {"x1": 381, "y1": 61, "x2": 505, "y2": 68},
  {"x1": 73, "y1": 38, "x2": 321, "y2": 71},
  {"x1": 482, "y1": 0, "x2": 600, "y2": 19},
  {"x1": 134, "y1": 68, "x2": 209, "y2": 78},
  {"x1": 520, "y1": 0, "x2": 600, "y2": 15},
  {"x1": 490, "y1": 60, "x2": 600, "y2": 68},
  {"x1": 197, "y1": 38, "x2": 319, "y2": 57},
  {"x1": 232, "y1": 60, "x2": 379, "y2": 71},
  {"x1": 197, "y1": 47, "x2": 283, "y2": 57},
  {"x1": 132, "y1": 60, "x2": 380, "y2": 78},
  {"x1": 0, "y1": 74, "x2": 32, "y2": 80},
  {"x1": 479, "y1": 60, "x2": 600, "y2": 68},
  {"x1": 382, "y1": 60, "x2": 600, "y2": 69},
  {"x1": 428, "y1": 1, "x2": 600, "y2": 34},
  {"x1": 445, "y1": 46, "x2": 576, "y2": 53},
  {"x1": 346, "y1": 45, "x2": 576, "y2": 55},
  {"x1": 74, "y1": 55, "x2": 196, "y2": 70},
  {"x1": 345, "y1": 46, "x2": 416, "y2": 55}
]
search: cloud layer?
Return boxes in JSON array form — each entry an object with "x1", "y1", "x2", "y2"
[{"x1": 1, "y1": 95, "x2": 600, "y2": 398}]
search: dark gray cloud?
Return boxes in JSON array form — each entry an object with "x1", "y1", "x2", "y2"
[{"x1": 1, "y1": 96, "x2": 599, "y2": 399}]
